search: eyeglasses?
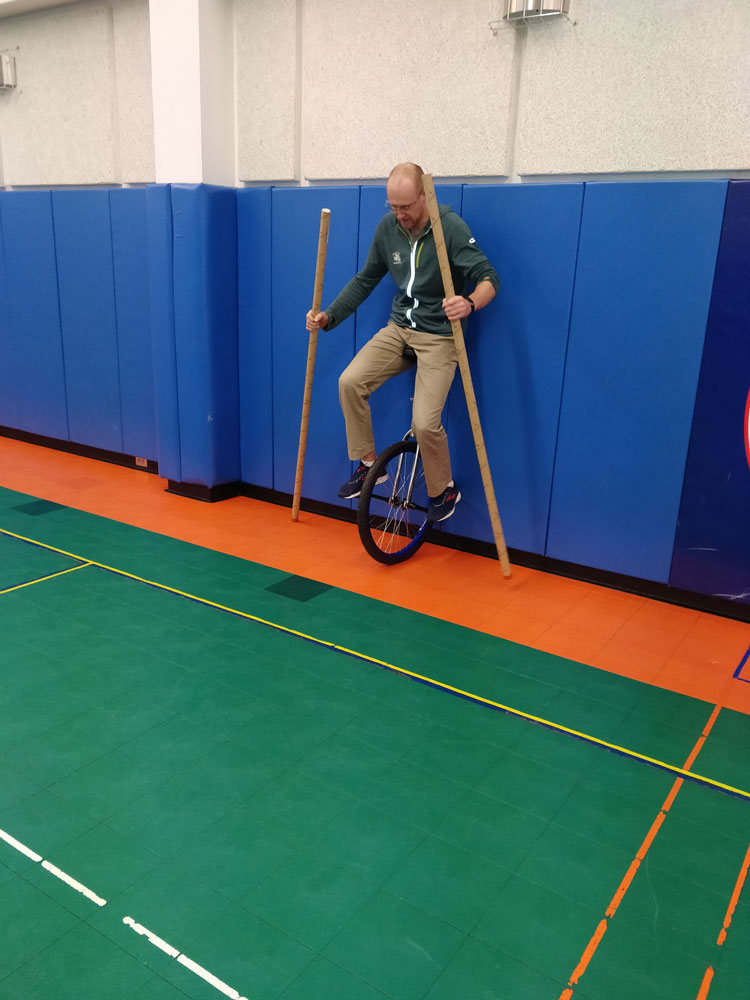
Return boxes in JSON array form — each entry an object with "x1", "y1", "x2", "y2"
[{"x1": 385, "y1": 192, "x2": 423, "y2": 214}]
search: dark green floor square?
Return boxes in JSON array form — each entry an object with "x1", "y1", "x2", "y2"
[
  {"x1": 647, "y1": 812, "x2": 750, "y2": 896},
  {"x1": 265, "y1": 574, "x2": 333, "y2": 602},
  {"x1": 241, "y1": 769, "x2": 356, "y2": 844},
  {"x1": 384, "y1": 834, "x2": 511, "y2": 932},
  {"x1": 49, "y1": 749, "x2": 169, "y2": 822},
  {"x1": 402, "y1": 722, "x2": 505, "y2": 787},
  {"x1": 177, "y1": 740, "x2": 287, "y2": 807},
  {"x1": 243, "y1": 849, "x2": 377, "y2": 950},
  {"x1": 552, "y1": 781, "x2": 665, "y2": 854},
  {"x1": 12, "y1": 499, "x2": 66, "y2": 515},
  {"x1": 323, "y1": 888, "x2": 465, "y2": 1000}
]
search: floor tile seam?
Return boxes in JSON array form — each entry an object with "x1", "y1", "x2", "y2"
[{"x1": 6, "y1": 525, "x2": 749, "y2": 805}]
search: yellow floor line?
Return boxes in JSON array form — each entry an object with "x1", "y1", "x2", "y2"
[
  {"x1": 0, "y1": 561, "x2": 92, "y2": 596},
  {"x1": 2, "y1": 525, "x2": 749, "y2": 802}
]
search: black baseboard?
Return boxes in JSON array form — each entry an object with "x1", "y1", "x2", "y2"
[
  {"x1": 166, "y1": 480, "x2": 242, "y2": 503},
  {"x1": 0, "y1": 426, "x2": 158, "y2": 474}
]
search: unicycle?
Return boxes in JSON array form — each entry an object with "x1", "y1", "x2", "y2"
[{"x1": 357, "y1": 430, "x2": 432, "y2": 564}]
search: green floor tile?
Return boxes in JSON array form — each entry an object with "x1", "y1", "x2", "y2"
[
  {"x1": 510, "y1": 720, "x2": 602, "y2": 778},
  {"x1": 0, "y1": 790, "x2": 99, "y2": 873},
  {"x1": 0, "y1": 761, "x2": 40, "y2": 808},
  {"x1": 241, "y1": 769, "x2": 356, "y2": 844},
  {"x1": 243, "y1": 849, "x2": 377, "y2": 950},
  {"x1": 669, "y1": 779, "x2": 750, "y2": 840},
  {"x1": 515, "y1": 823, "x2": 631, "y2": 913},
  {"x1": 0, "y1": 876, "x2": 79, "y2": 979},
  {"x1": 633, "y1": 683, "x2": 714, "y2": 731},
  {"x1": 171, "y1": 812, "x2": 297, "y2": 901},
  {"x1": 384, "y1": 834, "x2": 511, "y2": 932},
  {"x1": 646, "y1": 812, "x2": 750, "y2": 897},
  {"x1": 0, "y1": 531, "x2": 81, "y2": 591},
  {"x1": 705, "y1": 965, "x2": 750, "y2": 1000},
  {"x1": 0, "y1": 921, "x2": 153, "y2": 1000},
  {"x1": 87, "y1": 861, "x2": 233, "y2": 967},
  {"x1": 359, "y1": 759, "x2": 470, "y2": 831},
  {"x1": 49, "y1": 749, "x2": 169, "y2": 822},
  {"x1": 279, "y1": 954, "x2": 392, "y2": 1000},
  {"x1": 433, "y1": 790, "x2": 548, "y2": 870},
  {"x1": 578, "y1": 916, "x2": 710, "y2": 1000},
  {"x1": 475, "y1": 748, "x2": 582, "y2": 820},
  {"x1": 342, "y1": 698, "x2": 437, "y2": 756},
  {"x1": 178, "y1": 740, "x2": 287, "y2": 808},
  {"x1": 611, "y1": 710, "x2": 701, "y2": 769},
  {"x1": 613, "y1": 861, "x2": 730, "y2": 960},
  {"x1": 298, "y1": 732, "x2": 399, "y2": 796},
  {"x1": 582, "y1": 747, "x2": 674, "y2": 805},
  {"x1": 423, "y1": 935, "x2": 566, "y2": 1000},
  {"x1": 323, "y1": 888, "x2": 465, "y2": 1000},
  {"x1": 543, "y1": 687, "x2": 632, "y2": 741},
  {"x1": 119, "y1": 715, "x2": 229, "y2": 775},
  {"x1": 552, "y1": 781, "x2": 664, "y2": 854},
  {"x1": 693, "y1": 737, "x2": 750, "y2": 794},
  {"x1": 105, "y1": 778, "x2": 230, "y2": 858},
  {"x1": 304, "y1": 801, "x2": 427, "y2": 884},
  {"x1": 163, "y1": 903, "x2": 315, "y2": 1000},
  {"x1": 472, "y1": 873, "x2": 602, "y2": 983},
  {"x1": 402, "y1": 722, "x2": 505, "y2": 787}
]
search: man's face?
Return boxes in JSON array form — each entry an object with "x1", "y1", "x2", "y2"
[{"x1": 386, "y1": 177, "x2": 427, "y2": 234}]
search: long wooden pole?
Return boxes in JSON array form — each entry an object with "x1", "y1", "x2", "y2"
[
  {"x1": 422, "y1": 174, "x2": 511, "y2": 577},
  {"x1": 292, "y1": 208, "x2": 330, "y2": 521}
]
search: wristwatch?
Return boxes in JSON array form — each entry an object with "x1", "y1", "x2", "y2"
[{"x1": 464, "y1": 295, "x2": 475, "y2": 313}]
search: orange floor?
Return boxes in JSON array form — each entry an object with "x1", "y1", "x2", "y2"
[{"x1": 2, "y1": 434, "x2": 749, "y2": 714}]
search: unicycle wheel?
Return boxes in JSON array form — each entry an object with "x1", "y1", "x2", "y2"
[{"x1": 357, "y1": 440, "x2": 431, "y2": 564}]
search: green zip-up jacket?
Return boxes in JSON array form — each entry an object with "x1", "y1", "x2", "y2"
[{"x1": 323, "y1": 204, "x2": 500, "y2": 336}]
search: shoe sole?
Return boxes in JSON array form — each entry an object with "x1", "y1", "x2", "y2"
[
  {"x1": 429, "y1": 491, "x2": 461, "y2": 522},
  {"x1": 339, "y1": 473, "x2": 388, "y2": 500}
]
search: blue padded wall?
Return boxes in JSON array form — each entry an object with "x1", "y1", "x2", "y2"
[
  {"x1": 110, "y1": 188, "x2": 157, "y2": 461},
  {"x1": 0, "y1": 207, "x2": 17, "y2": 429},
  {"x1": 271, "y1": 187, "x2": 360, "y2": 501},
  {"x1": 443, "y1": 183, "x2": 584, "y2": 554},
  {"x1": 354, "y1": 185, "x2": 464, "y2": 483},
  {"x1": 237, "y1": 188, "x2": 273, "y2": 488},
  {"x1": 146, "y1": 184, "x2": 181, "y2": 482},
  {"x1": 547, "y1": 181, "x2": 728, "y2": 582},
  {"x1": 0, "y1": 191, "x2": 68, "y2": 440},
  {"x1": 170, "y1": 184, "x2": 240, "y2": 488},
  {"x1": 670, "y1": 180, "x2": 750, "y2": 604},
  {"x1": 52, "y1": 190, "x2": 123, "y2": 454}
]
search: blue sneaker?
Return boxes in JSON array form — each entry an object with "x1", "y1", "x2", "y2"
[
  {"x1": 338, "y1": 462, "x2": 387, "y2": 499},
  {"x1": 427, "y1": 483, "x2": 461, "y2": 522}
]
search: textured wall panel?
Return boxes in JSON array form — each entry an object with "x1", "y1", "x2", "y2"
[
  {"x1": 0, "y1": 6, "x2": 118, "y2": 185},
  {"x1": 517, "y1": 0, "x2": 750, "y2": 175},
  {"x1": 113, "y1": 0, "x2": 155, "y2": 183},
  {"x1": 302, "y1": 0, "x2": 514, "y2": 180},
  {"x1": 236, "y1": 0, "x2": 297, "y2": 182},
  {"x1": 547, "y1": 181, "x2": 728, "y2": 582}
]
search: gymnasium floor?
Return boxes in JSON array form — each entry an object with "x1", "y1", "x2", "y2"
[{"x1": 0, "y1": 435, "x2": 748, "y2": 1000}]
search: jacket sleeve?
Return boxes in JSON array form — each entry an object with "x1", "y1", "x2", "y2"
[
  {"x1": 323, "y1": 225, "x2": 389, "y2": 331},
  {"x1": 444, "y1": 213, "x2": 500, "y2": 294}
]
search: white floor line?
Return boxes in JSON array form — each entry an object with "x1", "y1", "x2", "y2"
[
  {"x1": 123, "y1": 918, "x2": 249, "y2": 1000},
  {"x1": 0, "y1": 827, "x2": 43, "y2": 862},
  {"x1": 1, "y1": 826, "x2": 106, "y2": 906},
  {"x1": 41, "y1": 860, "x2": 106, "y2": 906}
]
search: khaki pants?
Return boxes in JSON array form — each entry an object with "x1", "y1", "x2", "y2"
[{"x1": 338, "y1": 321, "x2": 457, "y2": 498}]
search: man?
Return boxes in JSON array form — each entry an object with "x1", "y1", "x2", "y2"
[{"x1": 306, "y1": 162, "x2": 499, "y2": 523}]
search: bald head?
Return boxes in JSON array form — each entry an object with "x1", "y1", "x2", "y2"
[
  {"x1": 388, "y1": 162, "x2": 425, "y2": 187},
  {"x1": 386, "y1": 162, "x2": 429, "y2": 234}
]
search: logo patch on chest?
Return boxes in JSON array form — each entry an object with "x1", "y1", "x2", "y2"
[{"x1": 392, "y1": 251, "x2": 402, "y2": 264}]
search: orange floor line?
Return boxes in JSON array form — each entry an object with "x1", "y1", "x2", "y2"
[
  {"x1": 696, "y1": 967, "x2": 715, "y2": 1000},
  {"x1": 558, "y1": 704, "x2": 722, "y2": 1000},
  {"x1": 1, "y1": 435, "x2": 748, "y2": 710}
]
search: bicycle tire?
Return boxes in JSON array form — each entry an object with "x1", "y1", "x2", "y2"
[{"x1": 357, "y1": 439, "x2": 432, "y2": 564}]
